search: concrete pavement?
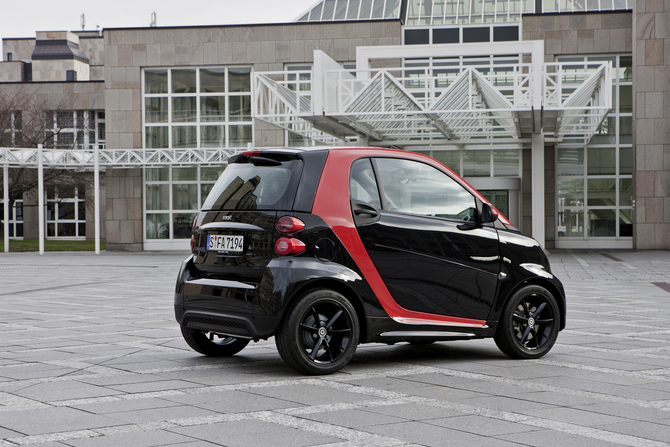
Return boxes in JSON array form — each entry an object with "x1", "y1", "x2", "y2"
[{"x1": 1, "y1": 249, "x2": 670, "y2": 446}]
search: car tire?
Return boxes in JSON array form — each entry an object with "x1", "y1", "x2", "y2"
[
  {"x1": 180, "y1": 325, "x2": 250, "y2": 357},
  {"x1": 275, "y1": 289, "x2": 359, "y2": 375},
  {"x1": 494, "y1": 285, "x2": 560, "y2": 359}
]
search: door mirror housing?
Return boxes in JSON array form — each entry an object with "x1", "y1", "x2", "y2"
[{"x1": 480, "y1": 202, "x2": 499, "y2": 224}]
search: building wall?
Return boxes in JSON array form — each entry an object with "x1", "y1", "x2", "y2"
[
  {"x1": 521, "y1": 12, "x2": 633, "y2": 248},
  {"x1": 105, "y1": 168, "x2": 142, "y2": 251},
  {"x1": 0, "y1": 61, "x2": 24, "y2": 82},
  {"x1": 103, "y1": 21, "x2": 402, "y2": 249},
  {"x1": 633, "y1": 0, "x2": 670, "y2": 249},
  {"x1": 2, "y1": 38, "x2": 35, "y2": 62},
  {"x1": 32, "y1": 59, "x2": 90, "y2": 82},
  {"x1": 0, "y1": 81, "x2": 104, "y2": 112}
]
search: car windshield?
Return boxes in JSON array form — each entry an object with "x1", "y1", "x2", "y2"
[{"x1": 202, "y1": 160, "x2": 303, "y2": 211}]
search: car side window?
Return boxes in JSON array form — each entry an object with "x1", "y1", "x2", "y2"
[
  {"x1": 375, "y1": 158, "x2": 477, "y2": 222},
  {"x1": 349, "y1": 158, "x2": 381, "y2": 208}
]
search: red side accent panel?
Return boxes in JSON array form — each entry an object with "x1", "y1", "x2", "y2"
[{"x1": 312, "y1": 148, "x2": 487, "y2": 328}]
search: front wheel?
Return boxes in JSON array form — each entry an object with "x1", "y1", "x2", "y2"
[
  {"x1": 180, "y1": 325, "x2": 250, "y2": 357},
  {"x1": 275, "y1": 289, "x2": 359, "y2": 375},
  {"x1": 494, "y1": 285, "x2": 560, "y2": 359}
]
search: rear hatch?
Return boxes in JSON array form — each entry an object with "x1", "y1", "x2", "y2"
[{"x1": 191, "y1": 151, "x2": 305, "y2": 286}]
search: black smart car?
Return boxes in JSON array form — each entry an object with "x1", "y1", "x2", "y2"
[{"x1": 175, "y1": 147, "x2": 566, "y2": 375}]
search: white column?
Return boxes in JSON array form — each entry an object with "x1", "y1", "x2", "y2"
[
  {"x1": 531, "y1": 132, "x2": 545, "y2": 247},
  {"x1": 3, "y1": 164, "x2": 8, "y2": 253},
  {"x1": 38, "y1": 144, "x2": 45, "y2": 255},
  {"x1": 94, "y1": 145, "x2": 100, "y2": 254}
]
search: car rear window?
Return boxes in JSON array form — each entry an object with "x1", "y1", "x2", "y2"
[{"x1": 202, "y1": 160, "x2": 303, "y2": 211}]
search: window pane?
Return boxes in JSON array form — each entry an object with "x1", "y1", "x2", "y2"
[
  {"x1": 145, "y1": 98, "x2": 168, "y2": 123},
  {"x1": 557, "y1": 209, "x2": 583, "y2": 237},
  {"x1": 229, "y1": 125, "x2": 252, "y2": 147},
  {"x1": 347, "y1": 0, "x2": 361, "y2": 19},
  {"x1": 558, "y1": 178, "x2": 584, "y2": 206},
  {"x1": 173, "y1": 167, "x2": 197, "y2": 181},
  {"x1": 201, "y1": 183, "x2": 215, "y2": 206},
  {"x1": 432, "y1": 151, "x2": 460, "y2": 174},
  {"x1": 493, "y1": 150, "x2": 519, "y2": 177},
  {"x1": 58, "y1": 202, "x2": 75, "y2": 220},
  {"x1": 619, "y1": 178, "x2": 633, "y2": 206},
  {"x1": 619, "y1": 56, "x2": 632, "y2": 81},
  {"x1": 557, "y1": 148, "x2": 584, "y2": 175},
  {"x1": 145, "y1": 127, "x2": 169, "y2": 148},
  {"x1": 172, "y1": 126, "x2": 197, "y2": 148},
  {"x1": 229, "y1": 68, "x2": 251, "y2": 92},
  {"x1": 146, "y1": 213, "x2": 170, "y2": 239},
  {"x1": 592, "y1": 116, "x2": 616, "y2": 145},
  {"x1": 172, "y1": 69, "x2": 196, "y2": 93},
  {"x1": 173, "y1": 184, "x2": 198, "y2": 210},
  {"x1": 619, "y1": 209, "x2": 633, "y2": 237},
  {"x1": 375, "y1": 158, "x2": 476, "y2": 220},
  {"x1": 172, "y1": 97, "x2": 197, "y2": 123},
  {"x1": 146, "y1": 167, "x2": 169, "y2": 181},
  {"x1": 146, "y1": 184, "x2": 169, "y2": 210},
  {"x1": 201, "y1": 125, "x2": 225, "y2": 147},
  {"x1": 480, "y1": 190, "x2": 509, "y2": 218},
  {"x1": 201, "y1": 96, "x2": 226, "y2": 122},
  {"x1": 78, "y1": 201, "x2": 86, "y2": 221},
  {"x1": 619, "y1": 147, "x2": 633, "y2": 174},
  {"x1": 619, "y1": 85, "x2": 632, "y2": 113},
  {"x1": 588, "y1": 209, "x2": 615, "y2": 237},
  {"x1": 350, "y1": 158, "x2": 381, "y2": 208},
  {"x1": 200, "y1": 68, "x2": 225, "y2": 93},
  {"x1": 201, "y1": 166, "x2": 225, "y2": 181},
  {"x1": 47, "y1": 222, "x2": 56, "y2": 237},
  {"x1": 619, "y1": 116, "x2": 632, "y2": 144},
  {"x1": 145, "y1": 69, "x2": 167, "y2": 94},
  {"x1": 463, "y1": 150, "x2": 490, "y2": 177},
  {"x1": 78, "y1": 222, "x2": 86, "y2": 237},
  {"x1": 587, "y1": 147, "x2": 616, "y2": 175},
  {"x1": 174, "y1": 213, "x2": 197, "y2": 239},
  {"x1": 587, "y1": 179, "x2": 616, "y2": 206},
  {"x1": 229, "y1": 96, "x2": 251, "y2": 122},
  {"x1": 57, "y1": 223, "x2": 76, "y2": 237}
]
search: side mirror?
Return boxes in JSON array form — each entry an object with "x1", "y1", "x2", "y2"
[{"x1": 480, "y1": 202, "x2": 499, "y2": 224}]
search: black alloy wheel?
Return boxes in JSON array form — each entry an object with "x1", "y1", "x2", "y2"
[
  {"x1": 494, "y1": 285, "x2": 560, "y2": 359},
  {"x1": 180, "y1": 325, "x2": 250, "y2": 357},
  {"x1": 275, "y1": 289, "x2": 359, "y2": 375}
]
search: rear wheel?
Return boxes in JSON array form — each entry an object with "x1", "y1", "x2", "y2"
[
  {"x1": 494, "y1": 285, "x2": 560, "y2": 359},
  {"x1": 180, "y1": 325, "x2": 250, "y2": 357},
  {"x1": 275, "y1": 289, "x2": 359, "y2": 375}
]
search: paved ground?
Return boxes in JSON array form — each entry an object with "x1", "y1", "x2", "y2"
[{"x1": 1, "y1": 249, "x2": 670, "y2": 446}]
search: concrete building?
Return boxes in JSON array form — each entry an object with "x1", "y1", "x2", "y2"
[{"x1": 1, "y1": 0, "x2": 668, "y2": 251}]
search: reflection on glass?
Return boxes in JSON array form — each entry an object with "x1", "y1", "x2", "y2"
[
  {"x1": 200, "y1": 68, "x2": 225, "y2": 93},
  {"x1": 172, "y1": 126, "x2": 197, "y2": 148},
  {"x1": 557, "y1": 209, "x2": 583, "y2": 237},
  {"x1": 229, "y1": 125, "x2": 252, "y2": 147},
  {"x1": 47, "y1": 223, "x2": 56, "y2": 237},
  {"x1": 229, "y1": 96, "x2": 251, "y2": 121},
  {"x1": 619, "y1": 116, "x2": 632, "y2": 144},
  {"x1": 173, "y1": 184, "x2": 198, "y2": 210},
  {"x1": 78, "y1": 223, "x2": 85, "y2": 237},
  {"x1": 201, "y1": 125, "x2": 225, "y2": 147},
  {"x1": 588, "y1": 209, "x2": 615, "y2": 237},
  {"x1": 145, "y1": 98, "x2": 168, "y2": 123},
  {"x1": 146, "y1": 213, "x2": 170, "y2": 239},
  {"x1": 493, "y1": 150, "x2": 519, "y2": 177},
  {"x1": 619, "y1": 178, "x2": 633, "y2": 206},
  {"x1": 172, "y1": 97, "x2": 197, "y2": 123},
  {"x1": 78, "y1": 201, "x2": 86, "y2": 221},
  {"x1": 557, "y1": 148, "x2": 584, "y2": 176},
  {"x1": 619, "y1": 209, "x2": 633, "y2": 237},
  {"x1": 58, "y1": 203, "x2": 75, "y2": 220},
  {"x1": 619, "y1": 85, "x2": 632, "y2": 113},
  {"x1": 432, "y1": 151, "x2": 460, "y2": 174},
  {"x1": 173, "y1": 167, "x2": 197, "y2": 181},
  {"x1": 587, "y1": 179, "x2": 616, "y2": 206},
  {"x1": 146, "y1": 167, "x2": 168, "y2": 182},
  {"x1": 558, "y1": 178, "x2": 584, "y2": 206},
  {"x1": 592, "y1": 117, "x2": 616, "y2": 145},
  {"x1": 201, "y1": 96, "x2": 225, "y2": 122},
  {"x1": 619, "y1": 56, "x2": 632, "y2": 81},
  {"x1": 587, "y1": 147, "x2": 615, "y2": 175},
  {"x1": 145, "y1": 127, "x2": 169, "y2": 148},
  {"x1": 201, "y1": 183, "x2": 215, "y2": 206},
  {"x1": 463, "y1": 150, "x2": 490, "y2": 177},
  {"x1": 173, "y1": 213, "x2": 197, "y2": 239},
  {"x1": 145, "y1": 69, "x2": 168, "y2": 94},
  {"x1": 172, "y1": 69, "x2": 196, "y2": 93},
  {"x1": 58, "y1": 223, "x2": 76, "y2": 237},
  {"x1": 146, "y1": 184, "x2": 169, "y2": 210},
  {"x1": 619, "y1": 147, "x2": 633, "y2": 174},
  {"x1": 229, "y1": 68, "x2": 251, "y2": 92}
]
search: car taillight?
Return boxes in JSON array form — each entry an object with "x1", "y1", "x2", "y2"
[
  {"x1": 275, "y1": 237, "x2": 306, "y2": 256},
  {"x1": 242, "y1": 150, "x2": 262, "y2": 157},
  {"x1": 277, "y1": 216, "x2": 305, "y2": 233},
  {"x1": 190, "y1": 216, "x2": 197, "y2": 253}
]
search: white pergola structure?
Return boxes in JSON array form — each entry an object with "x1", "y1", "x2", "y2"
[
  {"x1": 253, "y1": 41, "x2": 612, "y2": 245},
  {"x1": 1, "y1": 146, "x2": 240, "y2": 254}
]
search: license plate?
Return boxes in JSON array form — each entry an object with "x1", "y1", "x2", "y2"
[{"x1": 206, "y1": 235, "x2": 244, "y2": 253}]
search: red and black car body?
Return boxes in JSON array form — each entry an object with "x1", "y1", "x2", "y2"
[{"x1": 175, "y1": 147, "x2": 566, "y2": 374}]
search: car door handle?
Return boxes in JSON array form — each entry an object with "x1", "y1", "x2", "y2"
[{"x1": 354, "y1": 208, "x2": 379, "y2": 217}]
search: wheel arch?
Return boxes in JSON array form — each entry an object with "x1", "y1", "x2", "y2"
[
  {"x1": 284, "y1": 278, "x2": 368, "y2": 343},
  {"x1": 501, "y1": 278, "x2": 566, "y2": 331}
]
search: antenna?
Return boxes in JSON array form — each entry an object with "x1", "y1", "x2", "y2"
[
  {"x1": 80, "y1": 13, "x2": 86, "y2": 31},
  {"x1": 150, "y1": 12, "x2": 157, "y2": 27}
]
